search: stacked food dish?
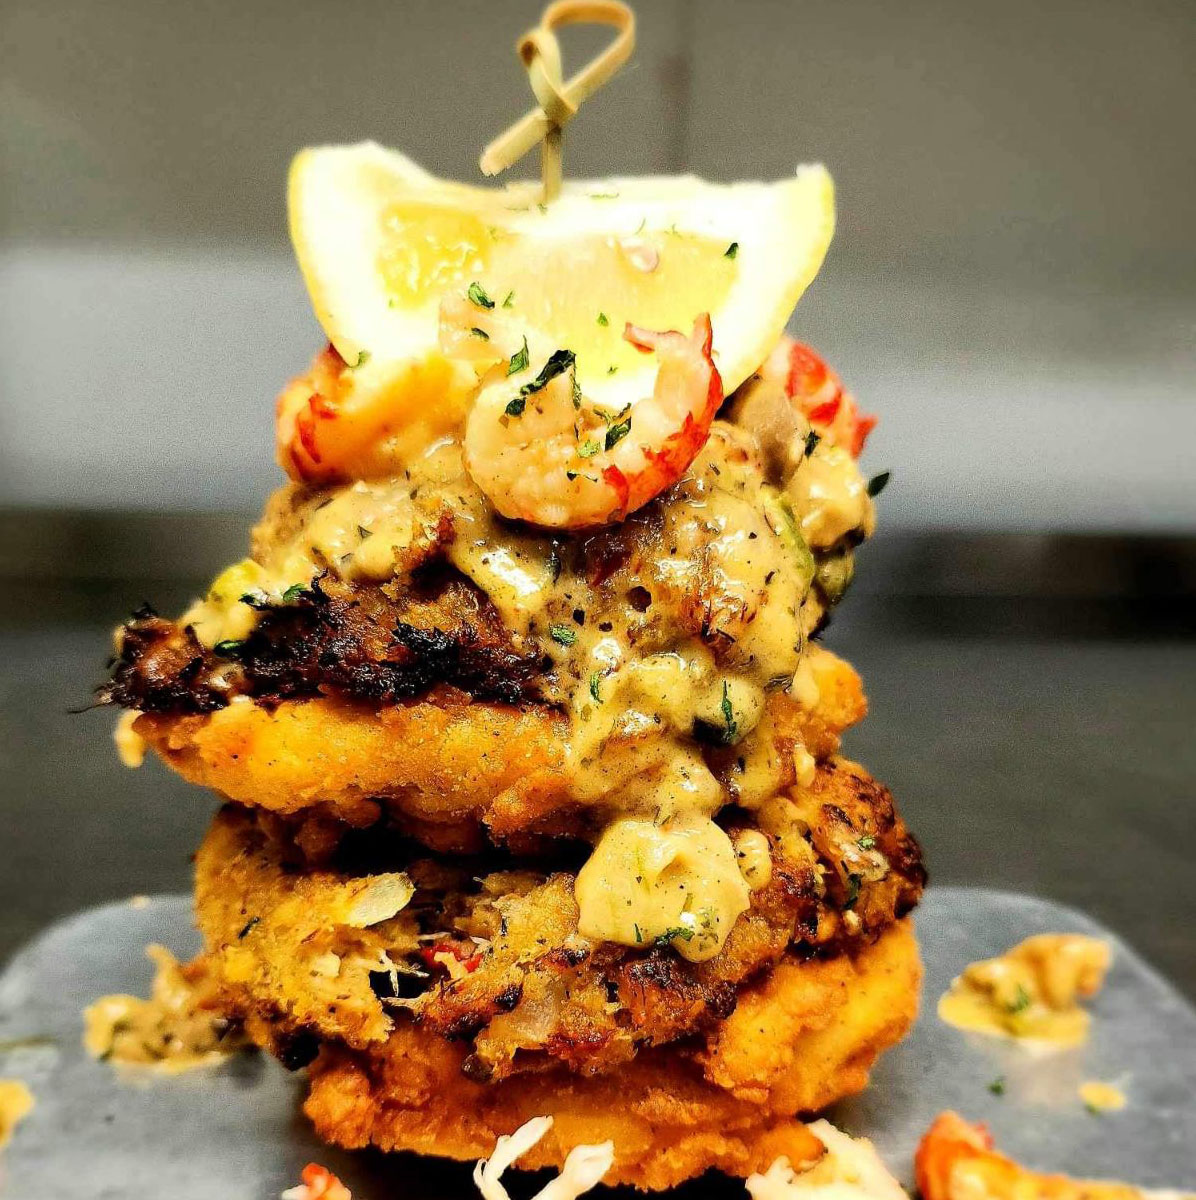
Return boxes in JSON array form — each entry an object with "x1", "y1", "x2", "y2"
[{"x1": 101, "y1": 142, "x2": 925, "y2": 1189}]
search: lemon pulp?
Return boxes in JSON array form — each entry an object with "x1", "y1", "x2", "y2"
[{"x1": 375, "y1": 201, "x2": 736, "y2": 384}]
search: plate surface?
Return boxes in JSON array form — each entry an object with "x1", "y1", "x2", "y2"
[{"x1": 1, "y1": 887, "x2": 1193, "y2": 1198}]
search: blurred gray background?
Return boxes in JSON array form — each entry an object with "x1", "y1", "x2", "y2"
[{"x1": 1, "y1": 1, "x2": 1194, "y2": 994}]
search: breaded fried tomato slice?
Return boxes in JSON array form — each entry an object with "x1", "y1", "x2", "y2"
[{"x1": 122, "y1": 643, "x2": 866, "y2": 853}]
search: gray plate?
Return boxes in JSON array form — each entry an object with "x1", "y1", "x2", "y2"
[{"x1": 1, "y1": 887, "x2": 1193, "y2": 1198}]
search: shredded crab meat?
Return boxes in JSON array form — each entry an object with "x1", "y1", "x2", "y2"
[
  {"x1": 474, "y1": 1116, "x2": 614, "y2": 1200},
  {"x1": 746, "y1": 1121, "x2": 908, "y2": 1200}
]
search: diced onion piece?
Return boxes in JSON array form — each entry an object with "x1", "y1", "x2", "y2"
[{"x1": 343, "y1": 873, "x2": 414, "y2": 927}]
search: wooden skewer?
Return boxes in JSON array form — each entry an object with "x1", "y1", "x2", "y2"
[{"x1": 479, "y1": 0, "x2": 636, "y2": 204}]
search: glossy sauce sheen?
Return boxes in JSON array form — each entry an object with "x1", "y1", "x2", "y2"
[{"x1": 180, "y1": 414, "x2": 873, "y2": 960}]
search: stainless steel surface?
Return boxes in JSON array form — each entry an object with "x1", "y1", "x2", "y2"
[{"x1": 1, "y1": 889, "x2": 1193, "y2": 1198}]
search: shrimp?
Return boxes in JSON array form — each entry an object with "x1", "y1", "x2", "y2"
[
  {"x1": 761, "y1": 337, "x2": 877, "y2": 458},
  {"x1": 280, "y1": 1162, "x2": 353, "y2": 1200},
  {"x1": 461, "y1": 314, "x2": 723, "y2": 528},
  {"x1": 915, "y1": 1112, "x2": 1157, "y2": 1200},
  {"x1": 275, "y1": 344, "x2": 474, "y2": 484}
]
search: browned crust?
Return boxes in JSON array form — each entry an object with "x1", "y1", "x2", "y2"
[
  {"x1": 297, "y1": 919, "x2": 920, "y2": 1190},
  {"x1": 136, "y1": 644, "x2": 868, "y2": 851}
]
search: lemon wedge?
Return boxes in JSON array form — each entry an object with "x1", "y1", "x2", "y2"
[{"x1": 288, "y1": 142, "x2": 834, "y2": 412}]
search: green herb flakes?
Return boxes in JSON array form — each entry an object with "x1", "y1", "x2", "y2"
[
  {"x1": 720, "y1": 680, "x2": 738, "y2": 744},
  {"x1": 507, "y1": 336, "x2": 530, "y2": 377},
  {"x1": 467, "y1": 281, "x2": 494, "y2": 309},
  {"x1": 549, "y1": 623, "x2": 578, "y2": 647},
  {"x1": 844, "y1": 873, "x2": 863, "y2": 909},
  {"x1": 597, "y1": 312, "x2": 610, "y2": 326},
  {"x1": 724, "y1": 241, "x2": 739, "y2": 259},
  {"x1": 867, "y1": 471, "x2": 891, "y2": 498},
  {"x1": 988, "y1": 1077, "x2": 1006, "y2": 1096},
  {"x1": 605, "y1": 416, "x2": 632, "y2": 450},
  {"x1": 502, "y1": 290, "x2": 515, "y2": 308},
  {"x1": 470, "y1": 327, "x2": 490, "y2": 340}
]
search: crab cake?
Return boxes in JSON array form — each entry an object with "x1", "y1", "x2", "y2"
[{"x1": 191, "y1": 753, "x2": 922, "y2": 1180}]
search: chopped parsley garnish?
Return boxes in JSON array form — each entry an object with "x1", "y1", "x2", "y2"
[
  {"x1": 804, "y1": 430, "x2": 821, "y2": 458},
  {"x1": 505, "y1": 396, "x2": 526, "y2": 417},
  {"x1": 607, "y1": 365, "x2": 618, "y2": 375},
  {"x1": 857, "y1": 834, "x2": 877, "y2": 850},
  {"x1": 281, "y1": 583, "x2": 311, "y2": 603},
  {"x1": 656, "y1": 926, "x2": 695, "y2": 946},
  {"x1": 597, "y1": 312, "x2": 609, "y2": 326},
  {"x1": 867, "y1": 470, "x2": 891, "y2": 498},
  {"x1": 357, "y1": 525, "x2": 373, "y2": 540},
  {"x1": 213, "y1": 639, "x2": 247, "y2": 658},
  {"x1": 633, "y1": 923, "x2": 643, "y2": 944},
  {"x1": 237, "y1": 917, "x2": 260, "y2": 939},
  {"x1": 605, "y1": 415, "x2": 632, "y2": 450},
  {"x1": 467, "y1": 281, "x2": 494, "y2": 309},
  {"x1": 720, "y1": 680, "x2": 738, "y2": 744},
  {"x1": 1084, "y1": 1099, "x2": 1103, "y2": 1116},
  {"x1": 724, "y1": 241, "x2": 739, "y2": 259},
  {"x1": 988, "y1": 1077, "x2": 1006, "y2": 1096},
  {"x1": 578, "y1": 438, "x2": 601, "y2": 459},
  {"x1": 549, "y1": 623, "x2": 578, "y2": 647},
  {"x1": 507, "y1": 336, "x2": 529, "y2": 376},
  {"x1": 502, "y1": 290, "x2": 515, "y2": 308},
  {"x1": 844, "y1": 872, "x2": 863, "y2": 909},
  {"x1": 470, "y1": 327, "x2": 490, "y2": 340},
  {"x1": 511, "y1": 349, "x2": 577, "y2": 409},
  {"x1": 1006, "y1": 984, "x2": 1033, "y2": 1015},
  {"x1": 350, "y1": 349, "x2": 371, "y2": 368},
  {"x1": 589, "y1": 672, "x2": 602, "y2": 702}
]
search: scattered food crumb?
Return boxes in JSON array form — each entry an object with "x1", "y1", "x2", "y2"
[
  {"x1": 114, "y1": 710, "x2": 147, "y2": 768},
  {"x1": 1079, "y1": 1080, "x2": 1127, "y2": 1114},
  {"x1": 0, "y1": 1079, "x2": 34, "y2": 1149},
  {"x1": 282, "y1": 1163, "x2": 353, "y2": 1200},
  {"x1": 987, "y1": 1076, "x2": 1005, "y2": 1096},
  {"x1": 83, "y1": 945, "x2": 246, "y2": 1072}
]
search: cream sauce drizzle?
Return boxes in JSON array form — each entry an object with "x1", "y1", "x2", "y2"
[
  {"x1": 169, "y1": 412, "x2": 875, "y2": 960},
  {"x1": 938, "y1": 933, "x2": 1111, "y2": 1047}
]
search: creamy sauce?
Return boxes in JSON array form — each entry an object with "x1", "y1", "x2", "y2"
[
  {"x1": 575, "y1": 817, "x2": 754, "y2": 961},
  {"x1": 1079, "y1": 1080, "x2": 1127, "y2": 1113},
  {"x1": 0, "y1": 1079, "x2": 33, "y2": 1149},
  {"x1": 83, "y1": 945, "x2": 246, "y2": 1073},
  {"x1": 938, "y1": 933, "x2": 1111, "y2": 1047},
  {"x1": 166, "y1": 404, "x2": 876, "y2": 960}
]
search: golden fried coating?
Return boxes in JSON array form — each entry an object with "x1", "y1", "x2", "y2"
[
  {"x1": 136, "y1": 644, "x2": 866, "y2": 852},
  {"x1": 193, "y1": 764, "x2": 923, "y2": 1081},
  {"x1": 297, "y1": 920, "x2": 919, "y2": 1191}
]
